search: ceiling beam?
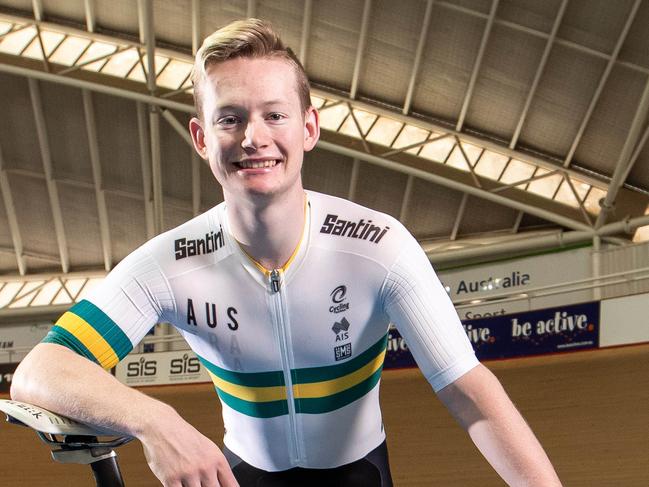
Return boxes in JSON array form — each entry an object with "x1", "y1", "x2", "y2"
[
  {"x1": 0, "y1": 145, "x2": 26, "y2": 275},
  {"x1": 28, "y1": 78, "x2": 69, "y2": 273},
  {"x1": 450, "y1": 194, "x2": 468, "y2": 240},
  {"x1": 83, "y1": 0, "x2": 96, "y2": 33},
  {"x1": 299, "y1": 0, "x2": 313, "y2": 67},
  {"x1": 31, "y1": 0, "x2": 43, "y2": 21},
  {"x1": 350, "y1": 0, "x2": 372, "y2": 100},
  {"x1": 0, "y1": 63, "x2": 192, "y2": 113},
  {"x1": 562, "y1": 0, "x2": 642, "y2": 168},
  {"x1": 595, "y1": 76, "x2": 649, "y2": 228},
  {"x1": 509, "y1": 0, "x2": 567, "y2": 149},
  {"x1": 136, "y1": 102, "x2": 155, "y2": 240},
  {"x1": 82, "y1": 90, "x2": 112, "y2": 271},
  {"x1": 455, "y1": 0, "x2": 499, "y2": 132},
  {"x1": 138, "y1": 0, "x2": 163, "y2": 235},
  {"x1": 399, "y1": 174, "x2": 414, "y2": 223},
  {"x1": 191, "y1": 0, "x2": 200, "y2": 55},
  {"x1": 247, "y1": 0, "x2": 256, "y2": 19},
  {"x1": 427, "y1": 212, "x2": 649, "y2": 264},
  {"x1": 511, "y1": 210, "x2": 524, "y2": 234},
  {"x1": 161, "y1": 109, "x2": 193, "y2": 147},
  {"x1": 403, "y1": 0, "x2": 434, "y2": 115},
  {"x1": 348, "y1": 158, "x2": 360, "y2": 201},
  {"x1": 318, "y1": 139, "x2": 592, "y2": 232}
]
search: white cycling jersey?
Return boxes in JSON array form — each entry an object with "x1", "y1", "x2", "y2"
[{"x1": 44, "y1": 190, "x2": 479, "y2": 471}]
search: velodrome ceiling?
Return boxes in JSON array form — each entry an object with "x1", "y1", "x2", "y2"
[{"x1": 1, "y1": 0, "x2": 649, "y2": 290}]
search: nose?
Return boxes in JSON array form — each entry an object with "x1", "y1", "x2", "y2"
[{"x1": 241, "y1": 118, "x2": 270, "y2": 153}]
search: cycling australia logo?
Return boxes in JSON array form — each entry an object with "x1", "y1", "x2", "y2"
[
  {"x1": 329, "y1": 285, "x2": 350, "y2": 314},
  {"x1": 174, "y1": 225, "x2": 225, "y2": 260}
]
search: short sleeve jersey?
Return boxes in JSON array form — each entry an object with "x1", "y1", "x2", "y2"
[{"x1": 44, "y1": 190, "x2": 479, "y2": 471}]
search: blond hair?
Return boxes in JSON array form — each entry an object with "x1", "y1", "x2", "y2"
[{"x1": 192, "y1": 18, "x2": 311, "y2": 118}]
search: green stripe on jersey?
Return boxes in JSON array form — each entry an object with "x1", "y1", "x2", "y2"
[
  {"x1": 42, "y1": 326, "x2": 99, "y2": 365},
  {"x1": 69, "y1": 300, "x2": 133, "y2": 360},
  {"x1": 215, "y1": 387, "x2": 289, "y2": 418}
]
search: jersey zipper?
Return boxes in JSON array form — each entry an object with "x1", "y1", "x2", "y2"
[{"x1": 269, "y1": 268, "x2": 303, "y2": 465}]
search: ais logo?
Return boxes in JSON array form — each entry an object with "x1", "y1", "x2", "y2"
[
  {"x1": 332, "y1": 317, "x2": 351, "y2": 342},
  {"x1": 170, "y1": 354, "x2": 201, "y2": 375},
  {"x1": 126, "y1": 357, "x2": 157, "y2": 377}
]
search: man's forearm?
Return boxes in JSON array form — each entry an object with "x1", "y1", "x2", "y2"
[
  {"x1": 10, "y1": 342, "x2": 175, "y2": 438},
  {"x1": 437, "y1": 364, "x2": 562, "y2": 486}
]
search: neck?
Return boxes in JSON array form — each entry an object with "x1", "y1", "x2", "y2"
[{"x1": 225, "y1": 186, "x2": 306, "y2": 271}]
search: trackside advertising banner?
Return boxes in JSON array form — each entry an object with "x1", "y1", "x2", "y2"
[
  {"x1": 115, "y1": 350, "x2": 210, "y2": 387},
  {"x1": 384, "y1": 301, "x2": 600, "y2": 368}
]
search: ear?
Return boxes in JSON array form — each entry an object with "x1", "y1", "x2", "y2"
[
  {"x1": 303, "y1": 106, "x2": 320, "y2": 152},
  {"x1": 189, "y1": 117, "x2": 208, "y2": 159}
]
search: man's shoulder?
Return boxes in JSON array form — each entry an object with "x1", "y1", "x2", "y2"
[
  {"x1": 132, "y1": 202, "x2": 229, "y2": 271},
  {"x1": 307, "y1": 190, "x2": 414, "y2": 263}
]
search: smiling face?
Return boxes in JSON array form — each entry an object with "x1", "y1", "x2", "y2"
[{"x1": 189, "y1": 56, "x2": 319, "y2": 203}]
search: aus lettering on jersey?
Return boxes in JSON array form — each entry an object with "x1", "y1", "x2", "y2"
[{"x1": 320, "y1": 214, "x2": 390, "y2": 244}]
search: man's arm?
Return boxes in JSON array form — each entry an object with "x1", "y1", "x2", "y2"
[
  {"x1": 436, "y1": 364, "x2": 562, "y2": 486},
  {"x1": 11, "y1": 342, "x2": 238, "y2": 487}
]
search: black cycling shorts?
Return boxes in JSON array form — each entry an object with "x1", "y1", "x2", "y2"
[{"x1": 224, "y1": 440, "x2": 393, "y2": 487}]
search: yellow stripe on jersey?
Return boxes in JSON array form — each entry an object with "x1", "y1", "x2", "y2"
[
  {"x1": 292, "y1": 349, "x2": 386, "y2": 399},
  {"x1": 205, "y1": 370, "x2": 287, "y2": 403},
  {"x1": 55, "y1": 311, "x2": 120, "y2": 369}
]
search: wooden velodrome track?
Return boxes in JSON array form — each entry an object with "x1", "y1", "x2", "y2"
[{"x1": 1, "y1": 344, "x2": 647, "y2": 486}]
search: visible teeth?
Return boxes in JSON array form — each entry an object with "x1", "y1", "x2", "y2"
[{"x1": 239, "y1": 160, "x2": 278, "y2": 169}]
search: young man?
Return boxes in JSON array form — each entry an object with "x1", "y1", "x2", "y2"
[{"x1": 11, "y1": 19, "x2": 562, "y2": 487}]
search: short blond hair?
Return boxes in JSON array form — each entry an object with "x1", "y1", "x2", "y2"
[{"x1": 192, "y1": 18, "x2": 311, "y2": 119}]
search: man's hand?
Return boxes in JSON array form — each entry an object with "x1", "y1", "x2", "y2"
[{"x1": 139, "y1": 404, "x2": 239, "y2": 487}]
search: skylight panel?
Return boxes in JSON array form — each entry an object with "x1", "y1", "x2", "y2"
[
  {"x1": 31, "y1": 279, "x2": 63, "y2": 306},
  {"x1": 49, "y1": 36, "x2": 90, "y2": 65},
  {"x1": 318, "y1": 103, "x2": 350, "y2": 131},
  {"x1": 338, "y1": 115, "x2": 362, "y2": 138},
  {"x1": 338, "y1": 109, "x2": 377, "y2": 139},
  {"x1": 52, "y1": 287, "x2": 74, "y2": 305},
  {"x1": 474, "y1": 150, "x2": 509, "y2": 180},
  {"x1": 392, "y1": 124, "x2": 430, "y2": 154},
  {"x1": 583, "y1": 187, "x2": 605, "y2": 214},
  {"x1": 553, "y1": 180, "x2": 581, "y2": 208},
  {"x1": 310, "y1": 95, "x2": 325, "y2": 109},
  {"x1": 157, "y1": 59, "x2": 193, "y2": 90},
  {"x1": 0, "y1": 21, "x2": 12, "y2": 36},
  {"x1": 77, "y1": 41, "x2": 119, "y2": 71},
  {"x1": 100, "y1": 47, "x2": 139, "y2": 77},
  {"x1": 0, "y1": 281, "x2": 22, "y2": 308},
  {"x1": 0, "y1": 25, "x2": 37, "y2": 55},
  {"x1": 128, "y1": 54, "x2": 169, "y2": 82},
  {"x1": 446, "y1": 145, "x2": 471, "y2": 172},
  {"x1": 419, "y1": 135, "x2": 455, "y2": 163},
  {"x1": 63, "y1": 278, "x2": 87, "y2": 299},
  {"x1": 365, "y1": 117, "x2": 403, "y2": 146},
  {"x1": 22, "y1": 30, "x2": 65, "y2": 60},
  {"x1": 499, "y1": 159, "x2": 536, "y2": 187},
  {"x1": 527, "y1": 169, "x2": 563, "y2": 198},
  {"x1": 77, "y1": 277, "x2": 104, "y2": 300}
]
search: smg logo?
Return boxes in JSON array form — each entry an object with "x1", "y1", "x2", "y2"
[
  {"x1": 170, "y1": 354, "x2": 201, "y2": 375},
  {"x1": 320, "y1": 214, "x2": 390, "y2": 244},
  {"x1": 174, "y1": 226, "x2": 225, "y2": 260},
  {"x1": 127, "y1": 357, "x2": 157, "y2": 377}
]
